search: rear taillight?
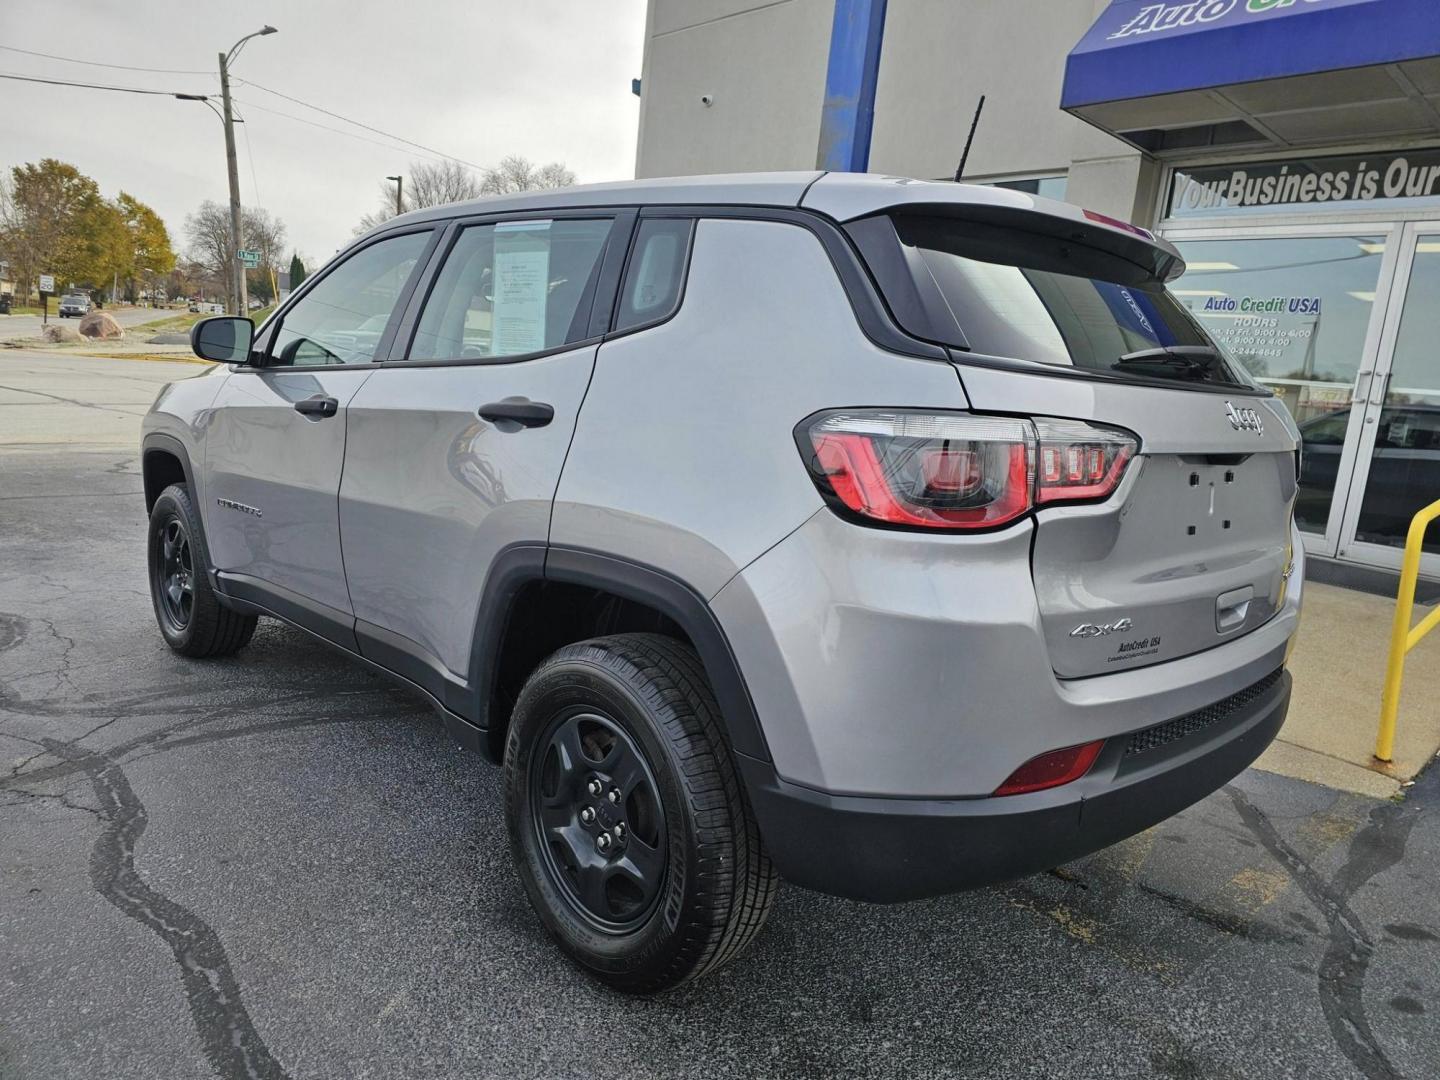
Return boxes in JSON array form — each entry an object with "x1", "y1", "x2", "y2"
[
  {"x1": 799, "y1": 411, "x2": 1137, "y2": 531},
  {"x1": 994, "y1": 739, "x2": 1105, "y2": 797}
]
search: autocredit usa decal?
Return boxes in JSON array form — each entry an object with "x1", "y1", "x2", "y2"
[{"x1": 1106, "y1": 0, "x2": 1371, "y2": 40}]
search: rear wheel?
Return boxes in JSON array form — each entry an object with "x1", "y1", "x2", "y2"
[
  {"x1": 505, "y1": 633, "x2": 776, "y2": 993},
  {"x1": 147, "y1": 483, "x2": 257, "y2": 657}
]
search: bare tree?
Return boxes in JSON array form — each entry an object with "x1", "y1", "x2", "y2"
[
  {"x1": 481, "y1": 155, "x2": 576, "y2": 196},
  {"x1": 356, "y1": 160, "x2": 484, "y2": 233},
  {"x1": 355, "y1": 156, "x2": 576, "y2": 234},
  {"x1": 185, "y1": 200, "x2": 287, "y2": 305}
]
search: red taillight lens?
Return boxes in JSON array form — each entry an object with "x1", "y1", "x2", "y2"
[
  {"x1": 808, "y1": 413, "x2": 1034, "y2": 529},
  {"x1": 994, "y1": 740, "x2": 1105, "y2": 797},
  {"x1": 801, "y1": 411, "x2": 1136, "y2": 531},
  {"x1": 1034, "y1": 419, "x2": 1136, "y2": 505}
]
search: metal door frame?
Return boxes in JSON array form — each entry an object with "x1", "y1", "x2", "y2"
[{"x1": 1333, "y1": 220, "x2": 1440, "y2": 578}]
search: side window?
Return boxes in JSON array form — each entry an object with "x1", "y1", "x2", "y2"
[
  {"x1": 269, "y1": 231, "x2": 430, "y2": 367},
  {"x1": 615, "y1": 218, "x2": 692, "y2": 332},
  {"x1": 408, "y1": 218, "x2": 614, "y2": 362}
]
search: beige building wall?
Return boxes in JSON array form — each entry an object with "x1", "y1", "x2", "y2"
[{"x1": 634, "y1": 0, "x2": 1164, "y2": 224}]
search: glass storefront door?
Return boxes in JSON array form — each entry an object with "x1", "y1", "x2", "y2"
[
  {"x1": 1343, "y1": 223, "x2": 1440, "y2": 569},
  {"x1": 1163, "y1": 223, "x2": 1440, "y2": 577}
]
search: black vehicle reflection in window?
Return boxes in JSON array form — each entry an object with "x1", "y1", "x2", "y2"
[
  {"x1": 1356, "y1": 403, "x2": 1440, "y2": 554},
  {"x1": 1301, "y1": 404, "x2": 1440, "y2": 554}
]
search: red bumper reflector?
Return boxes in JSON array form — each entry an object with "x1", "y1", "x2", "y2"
[{"x1": 994, "y1": 740, "x2": 1105, "y2": 797}]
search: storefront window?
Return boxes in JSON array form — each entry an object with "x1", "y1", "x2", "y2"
[
  {"x1": 1171, "y1": 235, "x2": 1385, "y2": 535},
  {"x1": 1356, "y1": 244, "x2": 1440, "y2": 555}
]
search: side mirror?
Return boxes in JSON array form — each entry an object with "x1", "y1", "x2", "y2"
[{"x1": 191, "y1": 316, "x2": 255, "y2": 364}]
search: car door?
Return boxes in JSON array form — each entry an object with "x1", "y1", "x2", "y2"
[
  {"x1": 338, "y1": 212, "x2": 631, "y2": 708},
  {"x1": 204, "y1": 227, "x2": 437, "y2": 643}
]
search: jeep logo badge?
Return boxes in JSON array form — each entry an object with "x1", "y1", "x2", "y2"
[{"x1": 1225, "y1": 401, "x2": 1264, "y2": 435}]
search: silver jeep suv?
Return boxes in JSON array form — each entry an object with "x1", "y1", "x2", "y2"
[{"x1": 142, "y1": 173, "x2": 1303, "y2": 992}]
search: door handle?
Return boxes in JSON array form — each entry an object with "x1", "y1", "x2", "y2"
[
  {"x1": 1351, "y1": 370, "x2": 1373, "y2": 404},
  {"x1": 479, "y1": 398, "x2": 554, "y2": 428},
  {"x1": 294, "y1": 395, "x2": 339, "y2": 418},
  {"x1": 1369, "y1": 371, "x2": 1393, "y2": 407}
]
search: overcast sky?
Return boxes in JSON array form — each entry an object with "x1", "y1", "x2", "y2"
[{"x1": 0, "y1": 0, "x2": 647, "y2": 265}]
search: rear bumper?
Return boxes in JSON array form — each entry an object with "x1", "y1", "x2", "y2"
[{"x1": 739, "y1": 668, "x2": 1290, "y2": 903}]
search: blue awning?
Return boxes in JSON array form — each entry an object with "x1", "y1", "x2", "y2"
[{"x1": 1063, "y1": 0, "x2": 1440, "y2": 152}]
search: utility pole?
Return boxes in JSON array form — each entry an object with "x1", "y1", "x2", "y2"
[
  {"x1": 216, "y1": 26, "x2": 277, "y2": 316},
  {"x1": 218, "y1": 53, "x2": 246, "y2": 316},
  {"x1": 387, "y1": 175, "x2": 404, "y2": 216}
]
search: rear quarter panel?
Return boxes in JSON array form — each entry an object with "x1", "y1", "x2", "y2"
[{"x1": 551, "y1": 216, "x2": 970, "y2": 598}]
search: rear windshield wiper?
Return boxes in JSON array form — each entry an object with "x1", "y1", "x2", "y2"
[{"x1": 1114, "y1": 346, "x2": 1220, "y2": 379}]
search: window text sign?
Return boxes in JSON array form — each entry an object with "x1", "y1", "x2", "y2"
[{"x1": 1169, "y1": 150, "x2": 1440, "y2": 218}]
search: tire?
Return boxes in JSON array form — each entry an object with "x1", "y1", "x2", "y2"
[
  {"x1": 505, "y1": 633, "x2": 777, "y2": 993},
  {"x1": 147, "y1": 483, "x2": 257, "y2": 657}
]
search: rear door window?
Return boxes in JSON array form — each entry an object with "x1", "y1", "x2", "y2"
[
  {"x1": 407, "y1": 218, "x2": 614, "y2": 361},
  {"x1": 615, "y1": 218, "x2": 693, "y2": 331},
  {"x1": 858, "y1": 213, "x2": 1259, "y2": 389}
]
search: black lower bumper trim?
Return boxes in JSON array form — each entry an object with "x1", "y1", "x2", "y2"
[{"x1": 739, "y1": 670, "x2": 1291, "y2": 903}]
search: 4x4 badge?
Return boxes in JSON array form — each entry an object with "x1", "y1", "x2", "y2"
[
  {"x1": 1071, "y1": 618, "x2": 1134, "y2": 638},
  {"x1": 1225, "y1": 401, "x2": 1264, "y2": 435}
]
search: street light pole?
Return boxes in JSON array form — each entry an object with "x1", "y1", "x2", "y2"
[
  {"x1": 387, "y1": 175, "x2": 404, "y2": 217},
  {"x1": 218, "y1": 26, "x2": 277, "y2": 316}
]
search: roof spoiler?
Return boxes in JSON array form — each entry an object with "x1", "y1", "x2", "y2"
[{"x1": 856, "y1": 199, "x2": 1185, "y2": 284}]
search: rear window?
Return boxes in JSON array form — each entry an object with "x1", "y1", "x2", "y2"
[{"x1": 858, "y1": 213, "x2": 1259, "y2": 389}]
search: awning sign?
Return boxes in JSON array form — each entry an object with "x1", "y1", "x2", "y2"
[
  {"x1": 1168, "y1": 150, "x2": 1440, "y2": 218},
  {"x1": 1104, "y1": 0, "x2": 1373, "y2": 42}
]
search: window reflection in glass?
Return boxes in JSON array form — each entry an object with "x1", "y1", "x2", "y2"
[
  {"x1": 1173, "y1": 236, "x2": 1385, "y2": 535},
  {"x1": 1356, "y1": 243, "x2": 1440, "y2": 555}
]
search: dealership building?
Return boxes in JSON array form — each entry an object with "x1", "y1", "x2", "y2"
[{"x1": 635, "y1": 0, "x2": 1440, "y2": 581}]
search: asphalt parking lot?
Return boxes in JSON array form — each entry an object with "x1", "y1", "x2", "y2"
[{"x1": 2, "y1": 350, "x2": 1438, "y2": 1080}]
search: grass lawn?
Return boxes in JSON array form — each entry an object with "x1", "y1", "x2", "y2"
[{"x1": 134, "y1": 305, "x2": 276, "y2": 334}]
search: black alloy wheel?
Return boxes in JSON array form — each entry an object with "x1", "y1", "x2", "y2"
[
  {"x1": 146, "y1": 483, "x2": 258, "y2": 658},
  {"x1": 529, "y1": 708, "x2": 667, "y2": 932},
  {"x1": 154, "y1": 518, "x2": 195, "y2": 632},
  {"x1": 505, "y1": 633, "x2": 778, "y2": 993}
]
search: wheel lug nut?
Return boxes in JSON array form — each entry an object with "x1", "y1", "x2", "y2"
[
  {"x1": 586, "y1": 778, "x2": 603, "y2": 797},
  {"x1": 579, "y1": 807, "x2": 596, "y2": 826},
  {"x1": 596, "y1": 833, "x2": 613, "y2": 853},
  {"x1": 607, "y1": 787, "x2": 621, "y2": 804},
  {"x1": 612, "y1": 823, "x2": 625, "y2": 840}
]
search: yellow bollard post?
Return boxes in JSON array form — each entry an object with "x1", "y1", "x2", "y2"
[{"x1": 1374, "y1": 499, "x2": 1440, "y2": 763}]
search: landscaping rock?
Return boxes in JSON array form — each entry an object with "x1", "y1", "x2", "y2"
[
  {"x1": 78, "y1": 311, "x2": 124, "y2": 339},
  {"x1": 41, "y1": 324, "x2": 82, "y2": 343}
]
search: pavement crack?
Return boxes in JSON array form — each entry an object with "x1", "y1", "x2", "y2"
[
  {"x1": 41, "y1": 737, "x2": 293, "y2": 1080},
  {"x1": 1226, "y1": 784, "x2": 1417, "y2": 1080}
]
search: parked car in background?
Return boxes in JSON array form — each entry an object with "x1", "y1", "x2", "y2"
[
  {"x1": 58, "y1": 293, "x2": 92, "y2": 318},
  {"x1": 188, "y1": 300, "x2": 201, "y2": 313},
  {"x1": 141, "y1": 173, "x2": 1304, "y2": 992}
]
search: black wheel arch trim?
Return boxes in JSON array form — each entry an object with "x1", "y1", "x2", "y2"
[
  {"x1": 455, "y1": 544, "x2": 772, "y2": 764},
  {"x1": 536, "y1": 546, "x2": 771, "y2": 763},
  {"x1": 141, "y1": 434, "x2": 216, "y2": 586}
]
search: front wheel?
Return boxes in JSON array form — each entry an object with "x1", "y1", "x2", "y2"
[
  {"x1": 505, "y1": 633, "x2": 777, "y2": 993},
  {"x1": 147, "y1": 483, "x2": 257, "y2": 657}
]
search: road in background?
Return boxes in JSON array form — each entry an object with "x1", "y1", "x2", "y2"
[
  {"x1": 0, "y1": 307, "x2": 167, "y2": 344},
  {"x1": 1, "y1": 353, "x2": 1437, "y2": 1080}
]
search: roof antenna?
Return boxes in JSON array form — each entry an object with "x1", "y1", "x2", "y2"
[{"x1": 954, "y1": 94, "x2": 986, "y2": 182}]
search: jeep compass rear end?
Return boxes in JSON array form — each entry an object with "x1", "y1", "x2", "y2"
[{"x1": 146, "y1": 172, "x2": 1300, "y2": 992}]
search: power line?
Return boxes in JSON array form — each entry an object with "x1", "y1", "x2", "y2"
[
  {"x1": 234, "y1": 77, "x2": 485, "y2": 172},
  {"x1": 0, "y1": 44, "x2": 212, "y2": 76},
  {"x1": 0, "y1": 71, "x2": 207, "y2": 97},
  {"x1": 230, "y1": 96, "x2": 461, "y2": 167}
]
